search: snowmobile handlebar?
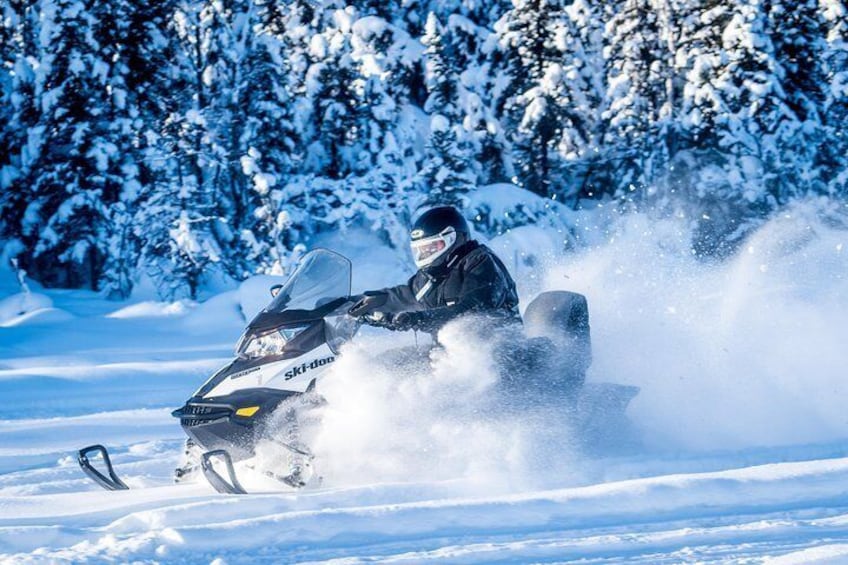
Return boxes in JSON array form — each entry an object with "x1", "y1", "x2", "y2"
[{"x1": 347, "y1": 291, "x2": 388, "y2": 318}]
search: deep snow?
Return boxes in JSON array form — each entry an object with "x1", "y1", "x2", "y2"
[{"x1": 1, "y1": 204, "x2": 847, "y2": 564}]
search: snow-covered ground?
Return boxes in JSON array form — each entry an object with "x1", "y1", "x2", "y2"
[{"x1": 2, "y1": 206, "x2": 847, "y2": 564}]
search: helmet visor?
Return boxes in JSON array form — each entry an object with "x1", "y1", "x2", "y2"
[{"x1": 411, "y1": 229, "x2": 456, "y2": 268}]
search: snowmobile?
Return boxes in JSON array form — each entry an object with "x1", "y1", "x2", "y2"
[{"x1": 78, "y1": 248, "x2": 639, "y2": 494}]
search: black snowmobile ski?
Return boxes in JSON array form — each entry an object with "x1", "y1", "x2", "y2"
[
  {"x1": 78, "y1": 444, "x2": 129, "y2": 491},
  {"x1": 200, "y1": 450, "x2": 247, "y2": 495},
  {"x1": 77, "y1": 439, "x2": 314, "y2": 495},
  {"x1": 199, "y1": 438, "x2": 316, "y2": 494}
]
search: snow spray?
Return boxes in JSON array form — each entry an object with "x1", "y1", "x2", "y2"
[
  {"x1": 307, "y1": 318, "x2": 577, "y2": 493},
  {"x1": 547, "y1": 201, "x2": 847, "y2": 451}
]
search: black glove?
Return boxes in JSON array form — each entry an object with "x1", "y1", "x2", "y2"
[
  {"x1": 390, "y1": 311, "x2": 420, "y2": 331},
  {"x1": 359, "y1": 311, "x2": 420, "y2": 331},
  {"x1": 348, "y1": 291, "x2": 388, "y2": 317},
  {"x1": 359, "y1": 311, "x2": 394, "y2": 329}
]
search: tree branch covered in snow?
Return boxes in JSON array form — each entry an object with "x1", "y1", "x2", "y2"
[{"x1": 0, "y1": 0, "x2": 844, "y2": 297}]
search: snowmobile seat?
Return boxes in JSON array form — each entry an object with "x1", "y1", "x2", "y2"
[{"x1": 521, "y1": 291, "x2": 592, "y2": 395}]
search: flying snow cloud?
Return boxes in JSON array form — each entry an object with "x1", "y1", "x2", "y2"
[
  {"x1": 309, "y1": 318, "x2": 580, "y2": 493},
  {"x1": 548, "y1": 202, "x2": 848, "y2": 451}
]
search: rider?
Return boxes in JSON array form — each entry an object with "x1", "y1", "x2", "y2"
[{"x1": 350, "y1": 206, "x2": 520, "y2": 334}]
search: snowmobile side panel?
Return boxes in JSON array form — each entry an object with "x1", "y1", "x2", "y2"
[
  {"x1": 201, "y1": 450, "x2": 247, "y2": 494},
  {"x1": 194, "y1": 322, "x2": 326, "y2": 398},
  {"x1": 199, "y1": 342, "x2": 337, "y2": 399},
  {"x1": 78, "y1": 444, "x2": 129, "y2": 491}
]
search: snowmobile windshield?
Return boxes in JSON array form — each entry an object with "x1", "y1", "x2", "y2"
[{"x1": 265, "y1": 249, "x2": 352, "y2": 314}]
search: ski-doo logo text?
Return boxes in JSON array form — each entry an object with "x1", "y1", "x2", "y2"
[{"x1": 284, "y1": 356, "x2": 335, "y2": 380}]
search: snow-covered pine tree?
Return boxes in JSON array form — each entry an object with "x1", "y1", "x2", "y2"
[
  {"x1": 602, "y1": 0, "x2": 676, "y2": 203},
  {"x1": 86, "y1": 0, "x2": 168, "y2": 298},
  {"x1": 17, "y1": 0, "x2": 141, "y2": 291},
  {"x1": 0, "y1": 1, "x2": 41, "y2": 265},
  {"x1": 0, "y1": 5, "x2": 15, "y2": 165},
  {"x1": 760, "y1": 0, "x2": 831, "y2": 200},
  {"x1": 419, "y1": 12, "x2": 477, "y2": 207},
  {"x1": 180, "y1": 0, "x2": 304, "y2": 281},
  {"x1": 0, "y1": 3, "x2": 19, "y2": 191},
  {"x1": 817, "y1": 0, "x2": 848, "y2": 195},
  {"x1": 196, "y1": 0, "x2": 254, "y2": 280},
  {"x1": 276, "y1": 0, "x2": 318, "y2": 104},
  {"x1": 266, "y1": 7, "x2": 366, "y2": 252},
  {"x1": 189, "y1": 0, "x2": 281, "y2": 282},
  {"x1": 282, "y1": 11, "x2": 422, "y2": 251},
  {"x1": 348, "y1": 0, "x2": 394, "y2": 21},
  {"x1": 303, "y1": 7, "x2": 363, "y2": 180},
  {"x1": 347, "y1": 15, "x2": 422, "y2": 247},
  {"x1": 716, "y1": 1, "x2": 803, "y2": 206},
  {"x1": 550, "y1": 0, "x2": 604, "y2": 204},
  {"x1": 119, "y1": 0, "x2": 182, "y2": 293},
  {"x1": 249, "y1": 0, "x2": 324, "y2": 268},
  {"x1": 493, "y1": 0, "x2": 592, "y2": 199},
  {"x1": 444, "y1": 13, "x2": 512, "y2": 186},
  {"x1": 678, "y1": 0, "x2": 802, "y2": 254},
  {"x1": 147, "y1": 1, "x2": 229, "y2": 298},
  {"x1": 235, "y1": 0, "x2": 301, "y2": 276},
  {"x1": 140, "y1": 194, "x2": 223, "y2": 300},
  {"x1": 431, "y1": 0, "x2": 511, "y2": 29}
]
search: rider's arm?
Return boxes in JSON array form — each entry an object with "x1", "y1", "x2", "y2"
[
  {"x1": 407, "y1": 253, "x2": 514, "y2": 332},
  {"x1": 354, "y1": 273, "x2": 427, "y2": 316},
  {"x1": 381, "y1": 277, "x2": 425, "y2": 312}
]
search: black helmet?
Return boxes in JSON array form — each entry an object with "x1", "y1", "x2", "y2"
[{"x1": 410, "y1": 206, "x2": 469, "y2": 269}]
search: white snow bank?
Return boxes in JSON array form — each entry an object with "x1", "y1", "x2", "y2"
[
  {"x1": 236, "y1": 275, "x2": 286, "y2": 322},
  {"x1": 488, "y1": 225, "x2": 565, "y2": 299},
  {"x1": 180, "y1": 290, "x2": 242, "y2": 334},
  {"x1": 767, "y1": 544, "x2": 848, "y2": 564},
  {"x1": 3, "y1": 455, "x2": 848, "y2": 562},
  {"x1": 468, "y1": 183, "x2": 576, "y2": 237},
  {"x1": 107, "y1": 300, "x2": 193, "y2": 319},
  {"x1": 468, "y1": 183, "x2": 550, "y2": 222},
  {"x1": 0, "y1": 291, "x2": 54, "y2": 325},
  {"x1": 0, "y1": 306, "x2": 74, "y2": 327},
  {"x1": 0, "y1": 286, "x2": 73, "y2": 327},
  {"x1": 0, "y1": 409, "x2": 176, "y2": 458}
]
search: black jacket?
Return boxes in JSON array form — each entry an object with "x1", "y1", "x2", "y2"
[{"x1": 376, "y1": 241, "x2": 520, "y2": 333}]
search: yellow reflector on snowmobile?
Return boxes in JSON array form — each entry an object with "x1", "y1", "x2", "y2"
[{"x1": 235, "y1": 406, "x2": 260, "y2": 418}]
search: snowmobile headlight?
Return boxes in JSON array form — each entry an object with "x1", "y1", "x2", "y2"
[
  {"x1": 240, "y1": 331, "x2": 286, "y2": 358},
  {"x1": 237, "y1": 326, "x2": 309, "y2": 359}
]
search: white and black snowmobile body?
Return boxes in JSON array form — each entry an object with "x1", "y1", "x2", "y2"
[
  {"x1": 78, "y1": 248, "x2": 639, "y2": 494},
  {"x1": 172, "y1": 294, "x2": 354, "y2": 462},
  {"x1": 171, "y1": 250, "x2": 357, "y2": 491}
]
